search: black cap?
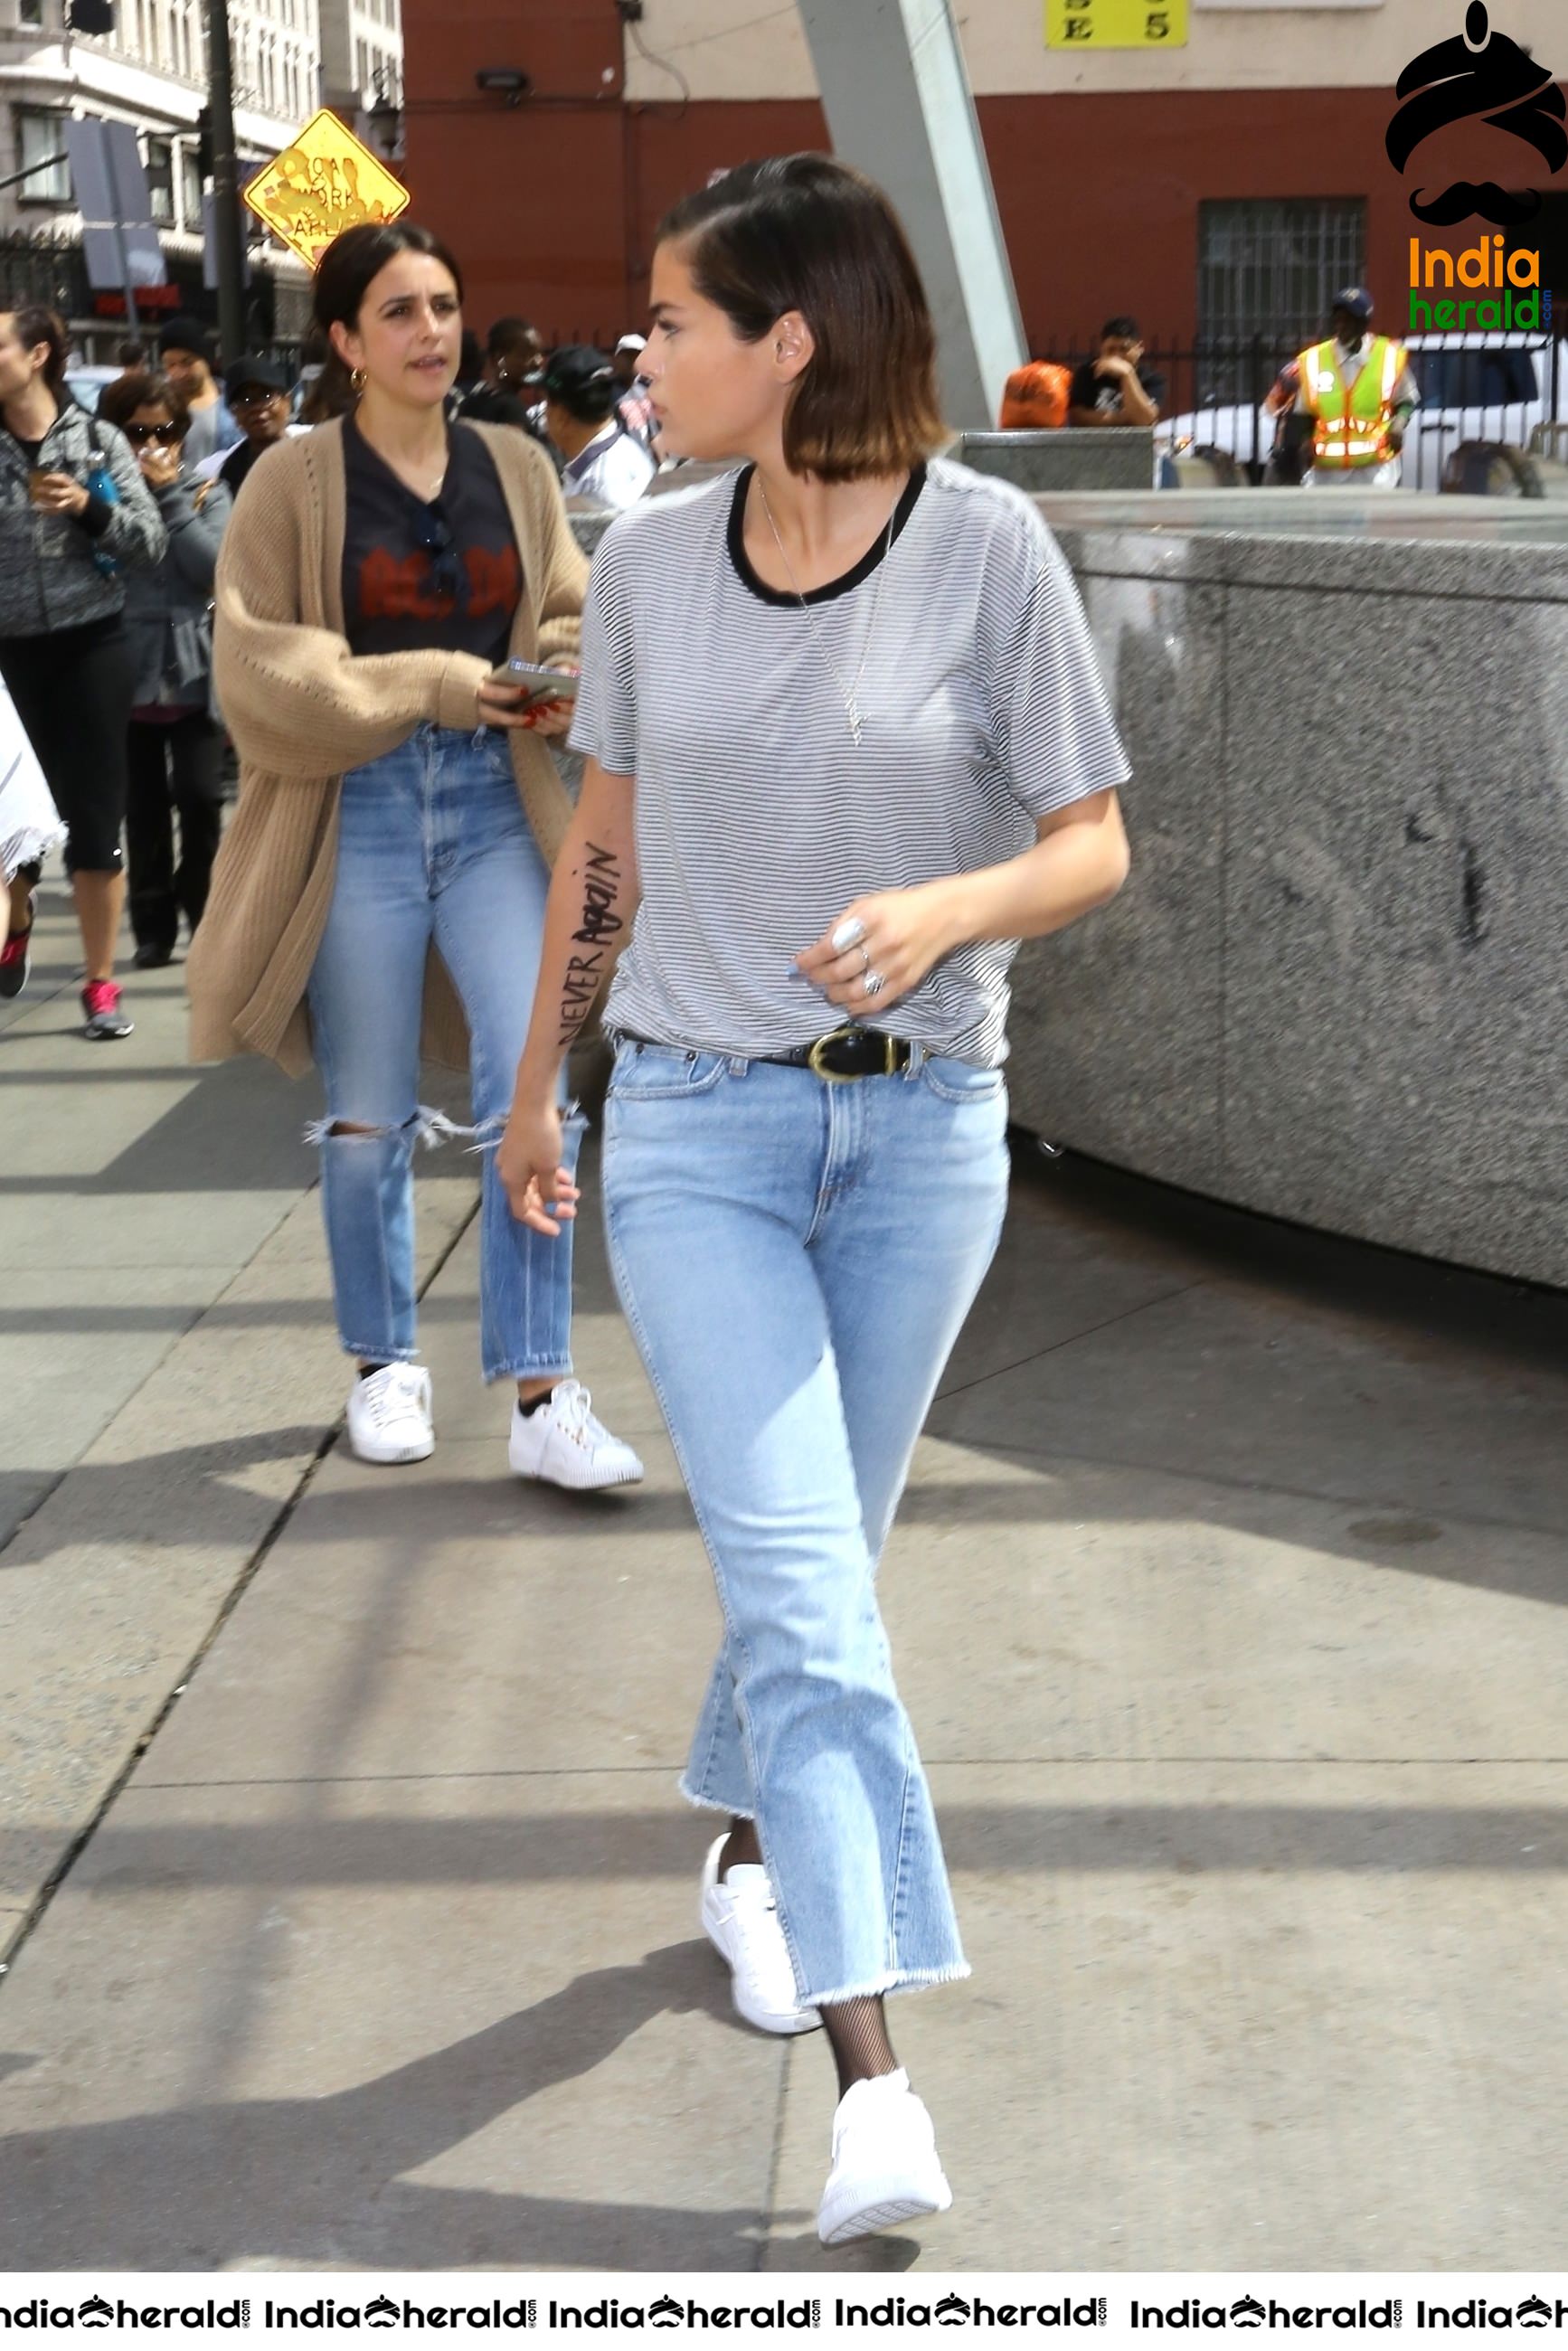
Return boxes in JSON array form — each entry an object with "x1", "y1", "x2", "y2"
[
  {"x1": 524, "y1": 344, "x2": 615, "y2": 399},
  {"x1": 223, "y1": 354, "x2": 289, "y2": 400},
  {"x1": 1330, "y1": 286, "x2": 1374, "y2": 323},
  {"x1": 157, "y1": 315, "x2": 213, "y2": 359}
]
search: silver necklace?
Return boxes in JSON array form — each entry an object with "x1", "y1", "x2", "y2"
[{"x1": 755, "y1": 477, "x2": 902, "y2": 748}]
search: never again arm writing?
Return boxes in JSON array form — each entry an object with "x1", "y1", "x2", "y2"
[
  {"x1": 512, "y1": 760, "x2": 641, "y2": 1111},
  {"x1": 555, "y1": 842, "x2": 624, "y2": 1057}
]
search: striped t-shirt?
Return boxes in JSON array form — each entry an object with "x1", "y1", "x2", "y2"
[{"x1": 569, "y1": 454, "x2": 1129, "y2": 1068}]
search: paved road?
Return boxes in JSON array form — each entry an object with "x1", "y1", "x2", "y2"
[{"x1": 4, "y1": 875, "x2": 1568, "y2": 2271}]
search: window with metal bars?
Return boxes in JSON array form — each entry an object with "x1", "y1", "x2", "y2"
[{"x1": 1198, "y1": 197, "x2": 1366, "y2": 345}]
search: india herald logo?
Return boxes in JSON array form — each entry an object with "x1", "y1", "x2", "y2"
[{"x1": 1386, "y1": 1, "x2": 1566, "y2": 226}]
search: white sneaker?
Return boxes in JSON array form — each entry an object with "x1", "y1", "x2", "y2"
[
  {"x1": 508, "y1": 1379, "x2": 644, "y2": 1492},
  {"x1": 699, "y1": 1833, "x2": 821, "y2": 2037},
  {"x1": 817, "y1": 2069, "x2": 953, "y2": 2246},
  {"x1": 345, "y1": 1363, "x2": 434, "y2": 1466}
]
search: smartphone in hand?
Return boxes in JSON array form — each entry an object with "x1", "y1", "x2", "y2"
[{"x1": 488, "y1": 658, "x2": 580, "y2": 707}]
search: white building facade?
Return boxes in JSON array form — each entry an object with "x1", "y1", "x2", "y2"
[
  {"x1": 317, "y1": 0, "x2": 401, "y2": 158},
  {"x1": 0, "y1": 0, "x2": 402, "y2": 349}
]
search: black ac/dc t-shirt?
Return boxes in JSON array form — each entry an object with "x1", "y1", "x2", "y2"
[{"x1": 341, "y1": 415, "x2": 522, "y2": 663}]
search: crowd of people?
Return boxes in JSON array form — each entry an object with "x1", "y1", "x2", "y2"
[
  {"x1": 0, "y1": 307, "x2": 662, "y2": 1040},
  {"x1": 0, "y1": 157, "x2": 1130, "y2": 2250}
]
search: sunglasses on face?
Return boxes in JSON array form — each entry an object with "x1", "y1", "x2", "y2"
[
  {"x1": 124, "y1": 420, "x2": 183, "y2": 446},
  {"x1": 414, "y1": 504, "x2": 462, "y2": 600},
  {"x1": 231, "y1": 386, "x2": 284, "y2": 411}
]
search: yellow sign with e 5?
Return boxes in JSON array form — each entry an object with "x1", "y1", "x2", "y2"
[{"x1": 1046, "y1": 0, "x2": 1188, "y2": 47}]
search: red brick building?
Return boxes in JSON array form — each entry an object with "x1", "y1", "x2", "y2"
[{"x1": 400, "y1": 0, "x2": 1564, "y2": 358}]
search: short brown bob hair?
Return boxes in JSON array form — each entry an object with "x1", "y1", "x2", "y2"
[{"x1": 658, "y1": 155, "x2": 946, "y2": 484}]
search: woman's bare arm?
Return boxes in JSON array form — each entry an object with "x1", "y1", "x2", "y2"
[{"x1": 498, "y1": 758, "x2": 640, "y2": 1232}]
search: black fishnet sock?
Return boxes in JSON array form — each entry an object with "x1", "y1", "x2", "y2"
[
  {"x1": 718, "y1": 1815, "x2": 761, "y2": 1874},
  {"x1": 821, "y1": 1996, "x2": 899, "y2": 2098}
]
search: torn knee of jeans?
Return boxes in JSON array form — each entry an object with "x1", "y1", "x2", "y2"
[
  {"x1": 412, "y1": 1106, "x2": 478, "y2": 1151},
  {"x1": 464, "y1": 1112, "x2": 506, "y2": 1158},
  {"x1": 303, "y1": 1109, "x2": 427, "y2": 1148},
  {"x1": 466, "y1": 1100, "x2": 586, "y2": 1157}
]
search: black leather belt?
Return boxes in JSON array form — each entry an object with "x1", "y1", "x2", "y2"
[{"x1": 618, "y1": 1025, "x2": 913, "y2": 1083}]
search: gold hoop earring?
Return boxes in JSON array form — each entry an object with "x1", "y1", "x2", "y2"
[{"x1": 350, "y1": 365, "x2": 367, "y2": 395}]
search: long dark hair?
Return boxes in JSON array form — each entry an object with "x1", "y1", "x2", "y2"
[
  {"x1": 7, "y1": 304, "x2": 69, "y2": 397},
  {"x1": 658, "y1": 156, "x2": 945, "y2": 483},
  {"x1": 312, "y1": 220, "x2": 465, "y2": 411}
]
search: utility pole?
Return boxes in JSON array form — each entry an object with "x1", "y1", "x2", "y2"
[{"x1": 204, "y1": 0, "x2": 247, "y2": 361}]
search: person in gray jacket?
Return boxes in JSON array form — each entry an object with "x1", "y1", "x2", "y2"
[
  {"x1": 97, "y1": 370, "x2": 228, "y2": 968},
  {"x1": 0, "y1": 305, "x2": 166, "y2": 1037}
]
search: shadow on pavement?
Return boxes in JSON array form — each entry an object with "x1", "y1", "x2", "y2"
[
  {"x1": 11, "y1": 1801, "x2": 1568, "y2": 1895},
  {"x1": 0, "y1": 1940, "x2": 793, "y2": 2271},
  {"x1": 0, "y1": 1426, "x2": 335, "y2": 1574}
]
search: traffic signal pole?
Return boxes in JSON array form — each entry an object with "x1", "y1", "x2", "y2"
[{"x1": 204, "y1": 0, "x2": 247, "y2": 362}]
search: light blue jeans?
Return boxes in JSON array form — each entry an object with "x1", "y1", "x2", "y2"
[
  {"x1": 306, "y1": 723, "x2": 581, "y2": 1381},
  {"x1": 601, "y1": 1038, "x2": 1010, "y2": 2006}
]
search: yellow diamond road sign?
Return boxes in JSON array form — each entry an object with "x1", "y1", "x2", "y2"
[{"x1": 242, "y1": 109, "x2": 411, "y2": 271}]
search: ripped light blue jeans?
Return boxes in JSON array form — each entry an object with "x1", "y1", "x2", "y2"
[
  {"x1": 306, "y1": 723, "x2": 580, "y2": 1381},
  {"x1": 602, "y1": 1038, "x2": 1010, "y2": 2006}
]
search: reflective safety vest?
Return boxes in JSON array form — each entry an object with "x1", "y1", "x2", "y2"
[{"x1": 1299, "y1": 336, "x2": 1407, "y2": 470}]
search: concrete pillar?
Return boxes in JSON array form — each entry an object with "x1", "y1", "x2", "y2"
[{"x1": 795, "y1": 0, "x2": 1025, "y2": 430}]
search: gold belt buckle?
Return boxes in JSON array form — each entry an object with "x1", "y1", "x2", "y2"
[
  {"x1": 806, "y1": 1026, "x2": 898, "y2": 1083},
  {"x1": 808, "y1": 1025, "x2": 858, "y2": 1083}
]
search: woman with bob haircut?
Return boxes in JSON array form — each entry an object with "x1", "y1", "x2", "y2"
[
  {"x1": 189, "y1": 220, "x2": 642, "y2": 1489},
  {"x1": 499, "y1": 154, "x2": 1131, "y2": 2242}
]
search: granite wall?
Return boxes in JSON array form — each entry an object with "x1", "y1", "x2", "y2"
[
  {"x1": 1012, "y1": 493, "x2": 1568, "y2": 1291},
  {"x1": 957, "y1": 429, "x2": 1154, "y2": 493}
]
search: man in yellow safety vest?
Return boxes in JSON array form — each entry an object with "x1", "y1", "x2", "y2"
[{"x1": 1290, "y1": 288, "x2": 1419, "y2": 488}]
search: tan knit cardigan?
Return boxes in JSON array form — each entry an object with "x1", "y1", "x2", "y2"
[{"x1": 186, "y1": 416, "x2": 587, "y2": 1077}]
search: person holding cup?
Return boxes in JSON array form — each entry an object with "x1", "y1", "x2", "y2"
[
  {"x1": 95, "y1": 370, "x2": 229, "y2": 969},
  {"x1": 0, "y1": 306, "x2": 166, "y2": 1034}
]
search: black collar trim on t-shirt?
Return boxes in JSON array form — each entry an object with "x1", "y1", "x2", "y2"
[{"x1": 726, "y1": 461, "x2": 927, "y2": 607}]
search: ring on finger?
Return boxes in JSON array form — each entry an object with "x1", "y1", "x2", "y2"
[
  {"x1": 864, "y1": 968, "x2": 886, "y2": 998},
  {"x1": 858, "y1": 944, "x2": 873, "y2": 976}
]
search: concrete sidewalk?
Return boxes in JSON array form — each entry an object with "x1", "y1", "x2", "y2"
[{"x1": 4, "y1": 883, "x2": 1568, "y2": 2271}]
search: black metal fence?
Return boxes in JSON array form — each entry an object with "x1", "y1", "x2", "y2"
[
  {"x1": 0, "y1": 227, "x2": 90, "y2": 321},
  {"x1": 0, "y1": 227, "x2": 307, "y2": 365},
  {"x1": 1034, "y1": 330, "x2": 1568, "y2": 491}
]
